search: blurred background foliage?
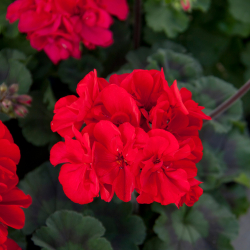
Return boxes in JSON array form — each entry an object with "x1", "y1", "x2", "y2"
[{"x1": 1, "y1": 0, "x2": 250, "y2": 249}]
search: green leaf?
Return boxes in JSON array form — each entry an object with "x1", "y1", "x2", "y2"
[
  {"x1": 0, "y1": 49, "x2": 32, "y2": 94},
  {"x1": 58, "y1": 55, "x2": 103, "y2": 92},
  {"x1": 189, "y1": 76, "x2": 243, "y2": 133},
  {"x1": 228, "y1": 0, "x2": 250, "y2": 23},
  {"x1": 151, "y1": 194, "x2": 238, "y2": 250},
  {"x1": 32, "y1": 210, "x2": 113, "y2": 250},
  {"x1": 18, "y1": 91, "x2": 59, "y2": 146},
  {"x1": 8, "y1": 228, "x2": 27, "y2": 249},
  {"x1": 192, "y1": 0, "x2": 211, "y2": 12},
  {"x1": 85, "y1": 199, "x2": 146, "y2": 250},
  {"x1": 218, "y1": 14, "x2": 250, "y2": 38},
  {"x1": 196, "y1": 146, "x2": 224, "y2": 191},
  {"x1": 143, "y1": 237, "x2": 169, "y2": 250},
  {"x1": 19, "y1": 162, "x2": 82, "y2": 235},
  {"x1": 144, "y1": 0, "x2": 189, "y2": 38},
  {"x1": 43, "y1": 81, "x2": 56, "y2": 111},
  {"x1": 200, "y1": 128, "x2": 250, "y2": 181},
  {"x1": 147, "y1": 48, "x2": 203, "y2": 85},
  {"x1": 185, "y1": 27, "x2": 229, "y2": 67},
  {"x1": 234, "y1": 173, "x2": 250, "y2": 188}
]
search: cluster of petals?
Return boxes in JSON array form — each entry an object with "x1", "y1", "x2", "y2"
[
  {"x1": 50, "y1": 69, "x2": 211, "y2": 207},
  {"x1": 6, "y1": 0, "x2": 129, "y2": 64},
  {"x1": 0, "y1": 121, "x2": 32, "y2": 250}
]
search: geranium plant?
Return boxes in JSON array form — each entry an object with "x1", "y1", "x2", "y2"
[{"x1": 0, "y1": 0, "x2": 250, "y2": 249}]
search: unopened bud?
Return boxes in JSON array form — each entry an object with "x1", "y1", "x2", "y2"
[
  {"x1": 14, "y1": 105, "x2": 28, "y2": 118},
  {"x1": 181, "y1": 0, "x2": 191, "y2": 11},
  {"x1": 8, "y1": 84, "x2": 19, "y2": 94},
  {"x1": 16, "y1": 94, "x2": 32, "y2": 106},
  {"x1": 0, "y1": 83, "x2": 7, "y2": 95},
  {"x1": 2, "y1": 99, "x2": 12, "y2": 110}
]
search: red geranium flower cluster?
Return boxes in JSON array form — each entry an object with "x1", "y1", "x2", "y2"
[
  {"x1": 6, "y1": 0, "x2": 129, "y2": 64},
  {"x1": 50, "y1": 69, "x2": 211, "y2": 207},
  {"x1": 0, "y1": 121, "x2": 32, "y2": 250}
]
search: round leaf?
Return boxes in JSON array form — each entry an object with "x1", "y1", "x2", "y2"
[
  {"x1": 19, "y1": 162, "x2": 82, "y2": 235},
  {"x1": 32, "y1": 210, "x2": 113, "y2": 250}
]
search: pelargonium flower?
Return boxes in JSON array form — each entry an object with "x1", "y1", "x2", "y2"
[
  {"x1": 0, "y1": 121, "x2": 32, "y2": 249},
  {"x1": 50, "y1": 69, "x2": 211, "y2": 207},
  {"x1": 6, "y1": 0, "x2": 129, "y2": 64}
]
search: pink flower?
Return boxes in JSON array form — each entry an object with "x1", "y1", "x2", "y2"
[{"x1": 6, "y1": 0, "x2": 129, "y2": 64}]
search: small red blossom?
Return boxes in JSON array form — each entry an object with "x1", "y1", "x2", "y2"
[
  {"x1": 6, "y1": 0, "x2": 129, "y2": 64},
  {"x1": 50, "y1": 69, "x2": 210, "y2": 207},
  {"x1": 0, "y1": 121, "x2": 32, "y2": 248}
]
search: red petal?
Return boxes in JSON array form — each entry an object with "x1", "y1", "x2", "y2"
[
  {"x1": 0, "y1": 140, "x2": 20, "y2": 165},
  {"x1": 59, "y1": 163, "x2": 99, "y2": 204},
  {"x1": 0, "y1": 205, "x2": 25, "y2": 229},
  {"x1": 114, "y1": 167, "x2": 134, "y2": 202}
]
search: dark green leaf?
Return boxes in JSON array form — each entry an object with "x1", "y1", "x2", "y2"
[
  {"x1": 0, "y1": 49, "x2": 32, "y2": 94},
  {"x1": 19, "y1": 162, "x2": 82, "y2": 235},
  {"x1": 32, "y1": 210, "x2": 113, "y2": 250},
  {"x1": 228, "y1": 0, "x2": 250, "y2": 23},
  {"x1": 192, "y1": 0, "x2": 211, "y2": 12},
  {"x1": 18, "y1": 91, "x2": 59, "y2": 146},
  {"x1": 85, "y1": 199, "x2": 146, "y2": 250},
  {"x1": 8, "y1": 228, "x2": 27, "y2": 249},
  {"x1": 151, "y1": 194, "x2": 238, "y2": 250},
  {"x1": 189, "y1": 76, "x2": 243, "y2": 133},
  {"x1": 58, "y1": 55, "x2": 103, "y2": 92},
  {"x1": 147, "y1": 48, "x2": 203, "y2": 85},
  {"x1": 144, "y1": 0, "x2": 189, "y2": 38}
]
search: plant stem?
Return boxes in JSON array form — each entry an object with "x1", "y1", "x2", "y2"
[
  {"x1": 207, "y1": 79, "x2": 250, "y2": 121},
  {"x1": 134, "y1": 0, "x2": 142, "y2": 49}
]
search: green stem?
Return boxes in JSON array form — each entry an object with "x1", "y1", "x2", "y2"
[{"x1": 206, "y1": 79, "x2": 250, "y2": 121}]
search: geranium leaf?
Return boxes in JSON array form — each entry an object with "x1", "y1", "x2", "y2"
[
  {"x1": 32, "y1": 210, "x2": 113, "y2": 250},
  {"x1": 192, "y1": 0, "x2": 211, "y2": 12},
  {"x1": 228, "y1": 0, "x2": 250, "y2": 24},
  {"x1": 58, "y1": 55, "x2": 103, "y2": 92},
  {"x1": 196, "y1": 146, "x2": 224, "y2": 191},
  {"x1": 151, "y1": 194, "x2": 238, "y2": 250},
  {"x1": 19, "y1": 162, "x2": 82, "y2": 235},
  {"x1": 189, "y1": 76, "x2": 243, "y2": 133},
  {"x1": 200, "y1": 128, "x2": 250, "y2": 181},
  {"x1": 144, "y1": 0, "x2": 189, "y2": 38},
  {"x1": 18, "y1": 91, "x2": 59, "y2": 146},
  {"x1": 8, "y1": 228, "x2": 27, "y2": 249},
  {"x1": 85, "y1": 198, "x2": 146, "y2": 250},
  {"x1": 0, "y1": 49, "x2": 32, "y2": 94},
  {"x1": 147, "y1": 48, "x2": 203, "y2": 85}
]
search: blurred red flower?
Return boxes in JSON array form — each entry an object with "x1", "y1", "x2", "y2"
[
  {"x1": 0, "y1": 121, "x2": 32, "y2": 249},
  {"x1": 6, "y1": 0, "x2": 129, "y2": 64}
]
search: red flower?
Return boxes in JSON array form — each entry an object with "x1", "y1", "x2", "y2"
[
  {"x1": 136, "y1": 129, "x2": 197, "y2": 205},
  {"x1": 0, "y1": 238, "x2": 21, "y2": 250},
  {"x1": 51, "y1": 69, "x2": 109, "y2": 138},
  {"x1": 6, "y1": 0, "x2": 129, "y2": 63},
  {"x1": 0, "y1": 121, "x2": 32, "y2": 247},
  {"x1": 177, "y1": 178, "x2": 203, "y2": 208},
  {"x1": 50, "y1": 69, "x2": 209, "y2": 207},
  {"x1": 92, "y1": 121, "x2": 147, "y2": 202},
  {"x1": 87, "y1": 84, "x2": 141, "y2": 127},
  {"x1": 50, "y1": 128, "x2": 99, "y2": 204}
]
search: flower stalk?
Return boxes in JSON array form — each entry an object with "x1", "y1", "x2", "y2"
[{"x1": 206, "y1": 79, "x2": 250, "y2": 121}]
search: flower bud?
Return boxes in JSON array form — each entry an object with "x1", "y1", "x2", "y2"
[
  {"x1": 0, "y1": 83, "x2": 7, "y2": 95},
  {"x1": 2, "y1": 99, "x2": 12, "y2": 110},
  {"x1": 8, "y1": 84, "x2": 19, "y2": 94},
  {"x1": 14, "y1": 105, "x2": 28, "y2": 118},
  {"x1": 181, "y1": 0, "x2": 191, "y2": 11},
  {"x1": 16, "y1": 94, "x2": 32, "y2": 105}
]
